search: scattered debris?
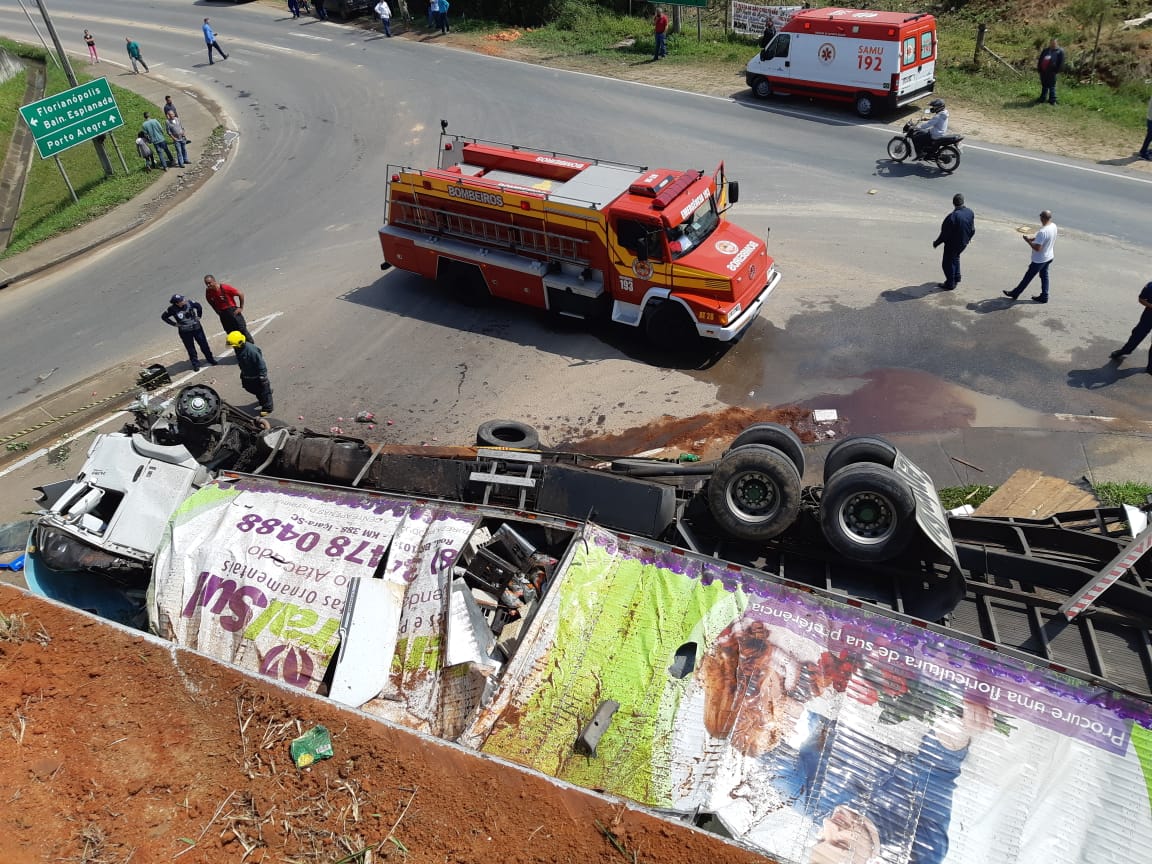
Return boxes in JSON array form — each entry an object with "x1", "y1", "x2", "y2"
[
  {"x1": 950, "y1": 455, "x2": 984, "y2": 472},
  {"x1": 812, "y1": 408, "x2": 838, "y2": 423},
  {"x1": 330, "y1": 426, "x2": 344, "y2": 435},
  {"x1": 355, "y1": 412, "x2": 375, "y2": 423},
  {"x1": 290, "y1": 724, "x2": 334, "y2": 768}
]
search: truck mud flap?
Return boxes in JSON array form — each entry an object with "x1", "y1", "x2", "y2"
[{"x1": 535, "y1": 464, "x2": 676, "y2": 538}]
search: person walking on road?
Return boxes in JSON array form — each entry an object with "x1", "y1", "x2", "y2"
[
  {"x1": 1139, "y1": 94, "x2": 1152, "y2": 161},
  {"x1": 932, "y1": 193, "x2": 975, "y2": 291},
  {"x1": 204, "y1": 275, "x2": 254, "y2": 343},
  {"x1": 202, "y1": 18, "x2": 228, "y2": 64},
  {"x1": 125, "y1": 37, "x2": 148, "y2": 73},
  {"x1": 1004, "y1": 210, "x2": 1057, "y2": 304},
  {"x1": 135, "y1": 130, "x2": 155, "y2": 171},
  {"x1": 288, "y1": 0, "x2": 301, "y2": 18},
  {"x1": 1037, "y1": 38, "x2": 1065, "y2": 105},
  {"x1": 84, "y1": 30, "x2": 99, "y2": 63},
  {"x1": 1109, "y1": 281, "x2": 1152, "y2": 374},
  {"x1": 375, "y1": 0, "x2": 392, "y2": 36},
  {"x1": 315, "y1": 0, "x2": 329, "y2": 20},
  {"x1": 653, "y1": 8, "x2": 669, "y2": 60},
  {"x1": 141, "y1": 112, "x2": 172, "y2": 170},
  {"x1": 228, "y1": 332, "x2": 275, "y2": 416},
  {"x1": 162, "y1": 295, "x2": 218, "y2": 371},
  {"x1": 166, "y1": 110, "x2": 189, "y2": 168}
]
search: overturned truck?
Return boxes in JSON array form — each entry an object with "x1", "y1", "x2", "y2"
[{"x1": 24, "y1": 385, "x2": 1152, "y2": 864}]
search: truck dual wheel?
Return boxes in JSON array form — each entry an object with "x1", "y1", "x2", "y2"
[
  {"x1": 887, "y1": 137, "x2": 911, "y2": 162},
  {"x1": 821, "y1": 435, "x2": 899, "y2": 484},
  {"x1": 819, "y1": 463, "x2": 916, "y2": 562},
  {"x1": 643, "y1": 300, "x2": 700, "y2": 350},
  {"x1": 727, "y1": 423, "x2": 805, "y2": 477},
  {"x1": 935, "y1": 145, "x2": 961, "y2": 174},
  {"x1": 854, "y1": 93, "x2": 875, "y2": 118},
  {"x1": 706, "y1": 443, "x2": 802, "y2": 543},
  {"x1": 476, "y1": 420, "x2": 540, "y2": 450},
  {"x1": 751, "y1": 76, "x2": 773, "y2": 99}
]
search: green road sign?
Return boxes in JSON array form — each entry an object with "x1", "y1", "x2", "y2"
[{"x1": 18, "y1": 78, "x2": 124, "y2": 159}]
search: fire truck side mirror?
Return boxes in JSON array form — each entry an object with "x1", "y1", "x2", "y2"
[{"x1": 727, "y1": 181, "x2": 740, "y2": 205}]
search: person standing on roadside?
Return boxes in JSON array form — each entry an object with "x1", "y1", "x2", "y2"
[
  {"x1": 204, "y1": 275, "x2": 254, "y2": 343},
  {"x1": 932, "y1": 193, "x2": 975, "y2": 291},
  {"x1": 315, "y1": 0, "x2": 329, "y2": 20},
  {"x1": 1109, "y1": 281, "x2": 1152, "y2": 375},
  {"x1": 758, "y1": 17, "x2": 776, "y2": 50},
  {"x1": 125, "y1": 37, "x2": 148, "y2": 73},
  {"x1": 1004, "y1": 210, "x2": 1057, "y2": 304},
  {"x1": 135, "y1": 129, "x2": 155, "y2": 171},
  {"x1": 653, "y1": 8, "x2": 669, "y2": 60},
  {"x1": 374, "y1": 0, "x2": 392, "y2": 36},
  {"x1": 228, "y1": 332, "x2": 275, "y2": 416},
  {"x1": 440, "y1": 0, "x2": 450, "y2": 32},
  {"x1": 202, "y1": 18, "x2": 228, "y2": 64},
  {"x1": 84, "y1": 30, "x2": 99, "y2": 63},
  {"x1": 427, "y1": 0, "x2": 437, "y2": 29},
  {"x1": 162, "y1": 295, "x2": 218, "y2": 371},
  {"x1": 141, "y1": 112, "x2": 172, "y2": 170},
  {"x1": 163, "y1": 95, "x2": 178, "y2": 117},
  {"x1": 166, "y1": 110, "x2": 189, "y2": 168},
  {"x1": 1139, "y1": 93, "x2": 1152, "y2": 161},
  {"x1": 1037, "y1": 38, "x2": 1064, "y2": 105}
]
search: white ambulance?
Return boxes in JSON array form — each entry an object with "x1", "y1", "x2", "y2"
[{"x1": 745, "y1": 7, "x2": 937, "y2": 117}]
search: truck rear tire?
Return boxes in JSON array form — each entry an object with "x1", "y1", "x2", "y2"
[
  {"x1": 477, "y1": 420, "x2": 540, "y2": 450},
  {"x1": 822, "y1": 435, "x2": 898, "y2": 483},
  {"x1": 819, "y1": 463, "x2": 916, "y2": 562},
  {"x1": 706, "y1": 444, "x2": 802, "y2": 543},
  {"x1": 643, "y1": 300, "x2": 700, "y2": 350},
  {"x1": 727, "y1": 423, "x2": 805, "y2": 476},
  {"x1": 751, "y1": 76, "x2": 773, "y2": 99},
  {"x1": 854, "y1": 93, "x2": 875, "y2": 118}
]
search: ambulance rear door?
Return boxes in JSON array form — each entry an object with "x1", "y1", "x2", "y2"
[{"x1": 895, "y1": 22, "x2": 936, "y2": 103}]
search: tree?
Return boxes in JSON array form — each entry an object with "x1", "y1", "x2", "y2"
[{"x1": 1068, "y1": 0, "x2": 1119, "y2": 83}]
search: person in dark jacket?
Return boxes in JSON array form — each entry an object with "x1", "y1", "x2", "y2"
[
  {"x1": 1109, "y1": 281, "x2": 1152, "y2": 374},
  {"x1": 1037, "y1": 38, "x2": 1065, "y2": 105},
  {"x1": 758, "y1": 19, "x2": 776, "y2": 50},
  {"x1": 227, "y1": 331, "x2": 274, "y2": 415},
  {"x1": 932, "y1": 194, "x2": 975, "y2": 291},
  {"x1": 162, "y1": 295, "x2": 217, "y2": 371}
]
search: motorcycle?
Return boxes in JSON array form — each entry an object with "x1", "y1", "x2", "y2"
[{"x1": 886, "y1": 118, "x2": 963, "y2": 174}]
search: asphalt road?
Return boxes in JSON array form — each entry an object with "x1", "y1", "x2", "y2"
[{"x1": 2, "y1": 1, "x2": 1151, "y2": 450}]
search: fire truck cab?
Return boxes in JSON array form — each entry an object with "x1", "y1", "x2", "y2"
[{"x1": 379, "y1": 126, "x2": 780, "y2": 347}]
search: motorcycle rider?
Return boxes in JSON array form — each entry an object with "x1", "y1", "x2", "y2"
[{"x1": 912, "y1": 98, "x2": 949, "y2": 160}]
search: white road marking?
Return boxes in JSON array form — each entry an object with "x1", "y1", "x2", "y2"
[
  {"x1": 0, "y1": 314, "x2": 282, "y2": 481},
  {"x1": 290, "y1": 32, "x2": 332, "y2": 42}
]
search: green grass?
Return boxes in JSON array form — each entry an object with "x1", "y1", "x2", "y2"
[
  {"x1": 1093, "y1": 482, "x2": 1152, "y2": 508},
  {"x1": 0, "y1": 65, "x2": 28, "y2": 174},
  {"x1": 938, "y1": 485, "x2": 998, "y2": 510},
  {"x1": 0, "y1": 38, "x2": 164, "y2": 260}
]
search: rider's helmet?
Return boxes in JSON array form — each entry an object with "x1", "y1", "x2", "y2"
[
  {"x1": 929, "y1": 98, "x2": 946, "y2": 113},
  {"x1": 226, "y1": 331, "x2": 246, "y2": 348}
]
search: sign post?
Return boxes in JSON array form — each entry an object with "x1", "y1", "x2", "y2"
[{"x1": 19, "y1": 78, "x2": 125, "y2": 160}]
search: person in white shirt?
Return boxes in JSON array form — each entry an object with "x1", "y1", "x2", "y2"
[
  {"x1": 912, "y1": 98, "x2": 949, "y2": 159},
  {"x1": 374, "y1": 1, "x2": 392, "y2": 36},
  {"x1": 1004, "y1": 210, "x2": 1057, "y2": 303}
]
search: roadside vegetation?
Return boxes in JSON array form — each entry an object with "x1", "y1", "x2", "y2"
[
  {"x1": 939, "y1": 480, "x2": 1152, "y2": 510},
  {"x1": 0, "y1": 38, "x2": 164, "y2": 260}
]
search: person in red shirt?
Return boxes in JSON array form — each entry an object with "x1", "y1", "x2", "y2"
[
  {"x1": 653, "y1": 8, "x2": 668, "y2": 61},
  {"x1": 203, "y1": 274, "x2": 254, "y2": 343}
]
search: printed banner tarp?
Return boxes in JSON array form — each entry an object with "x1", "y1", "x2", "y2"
[
  {"x1": 466, "y1": 525, "x2": 1152, "y2": 864},
  {"x1": 732, "y1": 3, "x2": 804, "y2": 35},
  {"x1": 151, "y1": 478, "x2": 474, "y2": 698}
]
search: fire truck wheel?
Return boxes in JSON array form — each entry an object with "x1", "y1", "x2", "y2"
[
  {"x1": 706, "y1": 444, "x2": 802, "y2": 543},
  {"x1": 935, "y1": 145, "x2": 961, "y2": 174},
  {"x1": 751, "y1": 76, "x2": 773, "y2": 100},
  {"x1": 643, "y1": 300, "x2": 699, "y2": 350},
  {"x1": 886, "y1": 137, "x2": 911, "y2": 162},
  {"x1": 477, "y1": 420, "x2": 540, "y2": 450},
  {"x1": 821, "y1": 435, "x2": 898, "y2": 484},
  {"x1": 854, "y1": 93, "x2": 875, "y2": 118},
  {"x1": 820, "y1": 463, "x2": 915, "y2": 562},
  {"x1": 727, "y1": 423, "x2": 805, "y2": 476}
]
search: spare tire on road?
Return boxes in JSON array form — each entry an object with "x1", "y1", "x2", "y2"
[
  {"x1": 476, "y1": 420, "x2": 540, "y2": 450},
  {"x1": 706, "y1": 443, "x2": 802, "y2": 543}
]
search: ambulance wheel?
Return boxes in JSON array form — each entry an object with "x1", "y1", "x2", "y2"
[
  {"x1": 707, "y1": 444, "x2": 802, "y2": 543},
  {"x1": 822, "y1": 435, "x2": 898, "y2": 484},
  {"x1": 751, "y1": 76, "x2": 773, "y2": 100},
  {"x1": 727, "y1": 423, "x2": 805, "y2": 476},
  {"x1": 887, "y1": 137, "x2": 911, "y2": 162},
  {"x1": 820, "y1": 463, "x2": 916, "y2": 562},
  {"x1": 477, "y1": 420, "x2": 540, "y2": 450},
  {"x1": 644, "y1": 300, "x2": 700, "y2": 350},
  {"x1": 935, "y1": 145, "x2": 961, "y2": 174},
  {"x1": 854, "y1": 93, "x2": 876, "y2": 118}
]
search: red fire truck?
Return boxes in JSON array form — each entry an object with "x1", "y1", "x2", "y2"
[{"x1": 378, "y1": 124, "x2": 780, "y2": 347}]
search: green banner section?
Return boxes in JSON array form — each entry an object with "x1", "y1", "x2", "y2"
[{"x1": 18, "y1": 78, "x2": 124, "y2": 158}]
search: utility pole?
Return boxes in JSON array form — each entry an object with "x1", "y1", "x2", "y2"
[{"x1": 33, "y1": 0, "x2": 114, "y2": 178}]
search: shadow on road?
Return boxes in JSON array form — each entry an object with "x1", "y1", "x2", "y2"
[
  {"x1": 966, "y1": 296, "x2": 1020, "y2": 314},
  {"x1": 1067, "y1": 362, "x2": 1149, "y2": 390},
  {"x1": 881, "y1": 283, "x2": 943, "y2": 302},
  {"x1": 873, "y1": 159, "x2": 952, "y2": 179},
  {"x1": 339, "y1": 271, "x2": 733, "y2": 371}
]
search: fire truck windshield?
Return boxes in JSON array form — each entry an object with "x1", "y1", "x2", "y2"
[{"x1": 666, "y1": 195, "x2": 720, "y2": 260}]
